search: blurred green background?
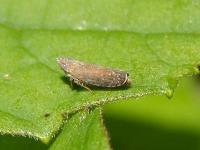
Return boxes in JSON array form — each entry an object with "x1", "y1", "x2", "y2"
[{"x1": 103, "y1": 76, "x2": 200, "y2": 150}]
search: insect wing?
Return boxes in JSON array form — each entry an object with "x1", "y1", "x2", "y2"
[
  {"x1": 57, "y1": 58, "x2": 129, "y2": 88},
  {"x1": 70, "y1": 64, "x2": 128, "y2": 87}
]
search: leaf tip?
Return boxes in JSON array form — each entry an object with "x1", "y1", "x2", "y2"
[
  {"x1": 164, "y1": 88, "x2": 174, "y2": 99},
  {"x1": 40, "y1": 136, "x2": 51, "y2": 144}
]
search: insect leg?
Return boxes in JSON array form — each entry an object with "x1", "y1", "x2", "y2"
[
  {"x1": 66, "y1": 74, "x2": 75, "y2": 89},
  {"x1": 67, "y1": 74, "x2": 91, "y2": 91},
  {"x1": 80, "y1": 82, "x2": 92, "y2": 91},
  {"x1": 69, "y1": 77, "x2": 74, "y2": 89},
  {"x1": 73, "y1": 79, "x2": 92, "y2": 91}
]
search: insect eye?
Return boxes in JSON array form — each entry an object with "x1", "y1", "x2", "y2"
[{"x1": 127, "y1": 73, "x2": 129, "y2": 76}]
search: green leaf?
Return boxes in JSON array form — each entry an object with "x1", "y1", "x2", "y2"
[
  {"x1": 0, "y1": 0, "x2": 200, "y2": 145},
  {"x1": 50, "y1": 109, "x2": 110, "y2": 150}
]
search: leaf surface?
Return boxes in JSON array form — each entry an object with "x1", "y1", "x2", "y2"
[
  {"x1": 50, "y1": 109, "x2": 110, "y2": 150},
  {"x1": 0, "y1": 0, "x2": 200, "y2": 144}
]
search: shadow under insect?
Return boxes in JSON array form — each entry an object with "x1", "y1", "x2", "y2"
[{"x1": 60, "y1": 76, "x2": 131, "y2": 91}]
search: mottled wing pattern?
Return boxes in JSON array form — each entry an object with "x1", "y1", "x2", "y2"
[
  {"x1": 57, "y1": 58, "x2": 128, "y2": 87},
  {"x1": 70, "y1": 63, "x2": 128, "y2": 87}
]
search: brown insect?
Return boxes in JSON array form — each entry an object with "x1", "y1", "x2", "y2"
[{"x1": 57, "y1": 57, "x2": 130, "y2": 91}]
